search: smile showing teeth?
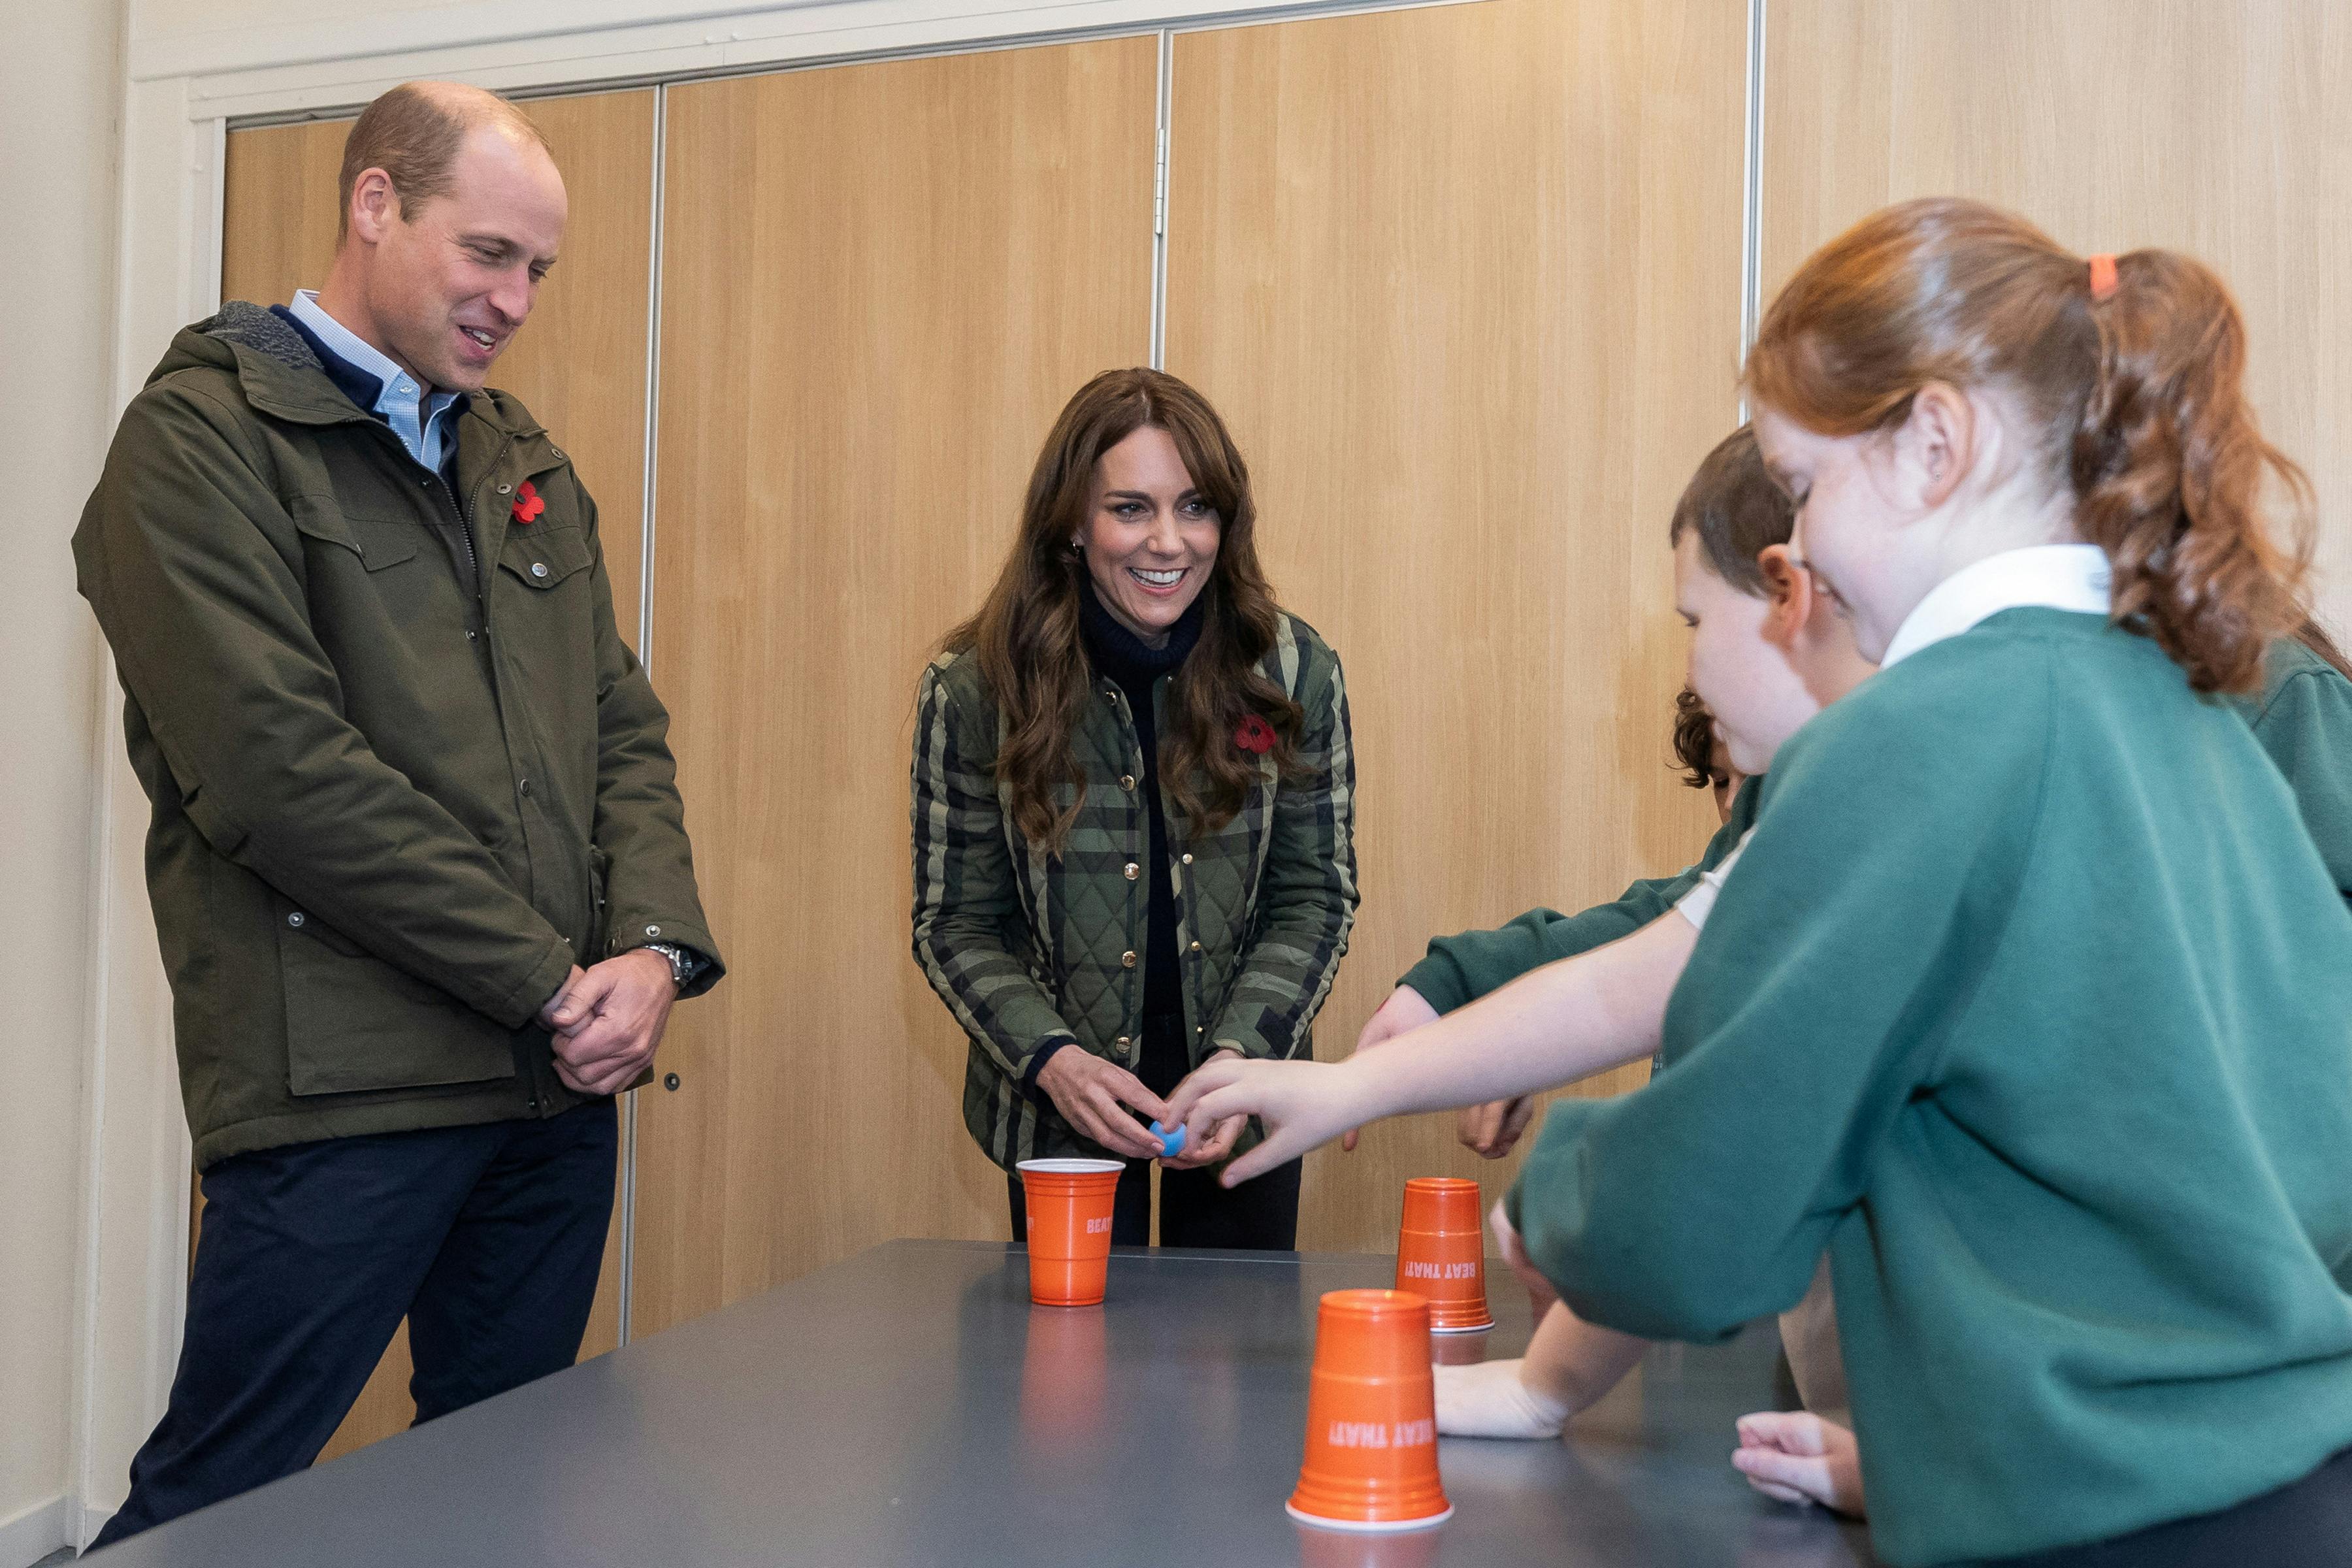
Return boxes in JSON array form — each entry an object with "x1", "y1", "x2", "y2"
[
  {"x1": 1130, "y1": 567, "x2": 1184, "y2": 586},
  {"x1": 461, "y1": 327, "x2": 495, "y2": 348}
]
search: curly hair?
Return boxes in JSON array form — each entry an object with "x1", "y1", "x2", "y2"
[
  {"x1": 1746, "y1": 197, "x2": 2310, "y2": 694},
  {"x1": 1671, "y1": 685, "x2": 1718, "y2": 789}
]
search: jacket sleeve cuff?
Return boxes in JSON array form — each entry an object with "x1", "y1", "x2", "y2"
[
  {"x1": 501, "y1": 939, "x2": 584, "y2": 1032},
  {"x1": 1020, "y1": 1037, "x2": 1074, "y2": 1102},
  {"x1": 1396, "y1": 953, "x2": 1472, "y2": 1016},
  {"x1": 611, "y1": 919, "x2": 724, "y2": 998}
]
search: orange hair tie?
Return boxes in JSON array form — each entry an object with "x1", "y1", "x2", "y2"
[{"x1": 2087, "y1": 253, "x2": 2119, "y2": 301}]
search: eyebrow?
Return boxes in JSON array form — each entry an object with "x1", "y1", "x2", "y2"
[
  {"x1": 459, "y1": 233, "x2": 559, "y2": 268},
  {"x1": 1103, "y1": 488, "x2": 1203, "y2": 503}
]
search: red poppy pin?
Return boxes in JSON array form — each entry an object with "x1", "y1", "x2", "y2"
[
  {"x1": 1234, "y1": 713, "x2": 1276, "y2": 755},
  {"x1": 510, "y1": 479, "x2": 546, "y2": 525}
]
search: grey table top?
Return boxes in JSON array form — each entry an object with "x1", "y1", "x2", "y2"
[{"x1": 96, "y1": 1239, "x2": 1880, "y2": 1567}]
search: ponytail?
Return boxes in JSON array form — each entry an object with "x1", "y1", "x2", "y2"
[
  {"x1": 1747, "y1": 197, "x2": 2309, "y2": 693},
  {"x1": 2072, "y1": 250, "x2": 2310, "y2": 692}
]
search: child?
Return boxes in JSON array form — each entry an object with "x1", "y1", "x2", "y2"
[
  {"x1": 1501, "y1": 203, "x2": 2352, "y2": 1565},
  {"x1": 2246, "y1": 623, "x2": 2352, "y2": 900},
  {"x1": 1355, "y1": 429, "x2": 1789, "y2": 1163},
  {"x1": 1162, "y1": 431, "x2": 1876, "y2": 1486},
  {"x1": 1181, "y1": 201, "x2": 2352, "y2": 1564}
]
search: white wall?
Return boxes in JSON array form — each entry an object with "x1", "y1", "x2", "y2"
[{"x1": 0, "y1": 1, "x2": 123, "y2": 1561}]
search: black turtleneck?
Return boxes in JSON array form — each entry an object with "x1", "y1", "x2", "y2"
[{"x1": 1079, "y1": 576, "x2": 1204, "y2": 1033}]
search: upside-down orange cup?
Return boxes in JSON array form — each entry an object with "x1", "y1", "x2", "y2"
[
  {"x1": 1288, "y1": 1289, "x2": 1453, "y2": 1531},
  {"x1": 1394, "y1": 1177, "x2": 1494, "y2": 1333},
  {"x1": 1017, "y1": 1158, "x2": 1122, "y2": 1307}
]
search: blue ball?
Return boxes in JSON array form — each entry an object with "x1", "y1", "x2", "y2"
[{"x1": 1148, "y1": 1120, "x2": 1187, "y2": 1158}]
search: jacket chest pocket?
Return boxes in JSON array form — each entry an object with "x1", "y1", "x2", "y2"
[
  {"x1": 289, "y1": 496, "x2": 454, "y2": 622},
  {"x1": 493, "y1": 522, "x2": 597, "y2": 642}
]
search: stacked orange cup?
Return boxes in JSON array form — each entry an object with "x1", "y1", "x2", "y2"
[
  {"x1": 1016, "y1": 1158, "x2": 1122, "y2": 1307},
  {"x1": 1288, "y1": 1288, "x2": 1453, "y2": 1531},
  {"x1": 1394, "y1": 1177, "x2": 1494, "y2": 1333}
]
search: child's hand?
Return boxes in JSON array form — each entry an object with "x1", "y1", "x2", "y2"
[
  {"x1": 1731, "y1": 1411, "x2": 1866, "y2": 1517},
  {"x1": 1164, "y1": 1056, "x2": 1374, "y2": 1185},
  {"x1": 1457, "y1": 1094, "x2": 1538, "y2": 1158},
  {"x1": 1490, "y1": 1198, "x2": 1559, "y2": 1318},
  {"x1": 1341, "y1": 987, "x2": 1440, "y2": 1151},
  {"x1": 1161, "y1": 1049, "x2": 1247, "y2": 1168}
]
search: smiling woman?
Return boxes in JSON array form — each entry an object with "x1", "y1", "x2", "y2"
[{"x1": 911, "y1": 368, "x2": 1360, "y2": 1250}]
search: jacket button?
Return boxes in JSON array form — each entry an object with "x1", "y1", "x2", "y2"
[
  {"x1": 645, "y1": 924, "x2": 661, "y2": 938},
  {"x1": 1115, "y1": 1036, "x2": 1130, "y2": 1051},
  {"x1": 518, "y1": 777, "x2": 531, "y2": 796},
  {"x1": 531, "y1": 562, "x2": 549, "y2": 579},
  {"x1": 1124, "y1": 862, "x2": 1139, "y2": 881},
  {"x1": 287, "y1": 911, "x2": 304, "y2": 928},
  {"x1": 497, "y1": 482, "x2": 514, "y2": 495},
  {"x1": 1121, "y1": 951, "x2": 1137, "y2": 969},
  {"x1": 1119, "y1": 774, "x2": 1136, "y2": 791},
  {"x1": 1181, "y1": 853, "x2": 1194, "y2": 866},
  {"x1": 1190, "y1": 940, "x2": 1203, "y2": 954}
]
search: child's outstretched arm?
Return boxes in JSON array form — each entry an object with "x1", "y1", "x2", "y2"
[{"x1": 1165, "y1": 911, "x2": 1698, "y2": 1184}]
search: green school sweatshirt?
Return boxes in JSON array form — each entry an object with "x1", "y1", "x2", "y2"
[
  {"x1": 2240, "y1": 635, "x2": 2352, "y2": 904},
  {"x1": 1398, "y1": 777, "x2": 1761, "y2": 1013},
  {"x1": 1508, "y1": 610, "x2": 2352, "y2": 1566}
]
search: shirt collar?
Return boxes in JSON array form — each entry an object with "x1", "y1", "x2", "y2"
[
  {"x1": 289, "y1": 290, "x2": 408, "y2": 404},
  {"x1": 285, "y1": 289, "x2": 464, "y2": 468},
  {"x1": 1878, "y1": 544, "x2": 2114, "y2": 670}
]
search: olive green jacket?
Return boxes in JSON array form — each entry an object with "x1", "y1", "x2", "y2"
[
  {"x1": 74, "y1": 302, "x2": 722, "y2": 1168},
  {"x1": 911, "y1": 615, "x2": 1358, "y2": 1169}
]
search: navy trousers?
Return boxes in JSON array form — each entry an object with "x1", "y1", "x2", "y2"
[{"x1": 91, "y1": 1100, "x2": 617, "y2": 1548}]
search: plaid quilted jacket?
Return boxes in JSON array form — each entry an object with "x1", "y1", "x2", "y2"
[{"x1": 911, "y1": 613, "x2": 1359, "y2": 1169}]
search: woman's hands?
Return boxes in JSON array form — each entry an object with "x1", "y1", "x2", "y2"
[
  {"x1": 1164, "y1": 1054, "x2": 1377, "y2": 1184},
  {"x1": 1032, "y1": 1047, "x2": 1173, "y2": 1161},
  {"x1": 1732, "y1": 1411, "x2": 1867, "y2": 1516}
]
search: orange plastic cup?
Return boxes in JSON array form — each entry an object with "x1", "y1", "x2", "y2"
[
  {"x1": 1288, "y1": 1289, "x2": 1453, "y2": 1531},
  {"x1": 1017, "y1": 1158, "x2": 1122, "y2": 1307},
  {"x1": 1394, "y1": 1177, "x2": 1494, "y2": 1333}
]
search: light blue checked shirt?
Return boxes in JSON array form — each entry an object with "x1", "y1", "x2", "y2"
[{"x1": 287, "y1": 289, "x2": 464, "y2": 472}]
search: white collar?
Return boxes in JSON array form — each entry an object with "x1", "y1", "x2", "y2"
[{"x1": 1878, "y1": 544, "x2": 2113, "y2": 670}]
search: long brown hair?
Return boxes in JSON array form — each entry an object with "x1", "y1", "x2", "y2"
[
  {"x1": 1746, "y1": 197, "x2": 2310, "y2": 694},
  {"x1": 947, "y1": 368, "x2": 1302, "y2": 851}
]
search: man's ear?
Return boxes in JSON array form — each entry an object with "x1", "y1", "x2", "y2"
[
  {"x1": 348, "y1": 167, "x2": 400, "y2": 246},
  {"x1": 1758, "y1": 544, "x2": 1812, "y2": 651}
]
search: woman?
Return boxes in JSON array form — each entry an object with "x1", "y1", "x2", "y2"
[{"x1": 911, "y1": 367, "x2": 1356, "y2": 1249}]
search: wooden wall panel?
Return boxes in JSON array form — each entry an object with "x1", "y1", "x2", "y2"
[
  {"x1": 634, "y1": 39, "x2": 1159, "y2": 1335},
  {"x1": 1763, "y1": 0, "x2": 2352, "y2": 637},
  {"x1": 1166, "y1": 0, "x2": 1746, "y2": 1254},
  {"x1": 216, "y1": 86, "x2": 654, "y2": 1462}
]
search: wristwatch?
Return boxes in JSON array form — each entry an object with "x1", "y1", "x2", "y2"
[{"x1": 642, "y1": 941, "x2": 696, "y2": 990}]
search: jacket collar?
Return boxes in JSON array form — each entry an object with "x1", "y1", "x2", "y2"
[{"x1": 174, "y1": 301, "x2": 545, "y2": 442}]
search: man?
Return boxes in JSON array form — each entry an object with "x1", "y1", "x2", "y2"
[{"x1": 74, "y1": 82, "x2": 722, "y2": 1544}]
